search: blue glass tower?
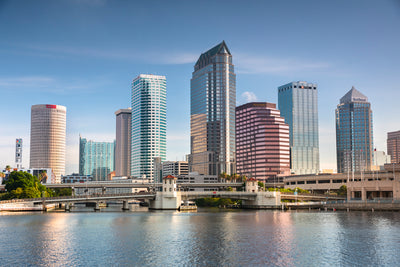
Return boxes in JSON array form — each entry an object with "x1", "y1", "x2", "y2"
[
  {"x1": 336, "y1": 87, "x2": 373, "y2": 173},
  {"x1": 189, "y1": 41, "x2": 236, "y2": 175},
  {"x1": 278, "y1": 81, "x2": 320, "y2": 174},
  {"x1": 131, "y1": 74, "x2": 167, "y2": 180},
  {"x1": 79, "y1": 136, "x2": 115, "y2": 181}
]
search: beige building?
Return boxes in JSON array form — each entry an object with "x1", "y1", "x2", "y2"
[
  {"x1": 115, "y1": 108, "x2": 131, "y2": 177},
  {"x1": 30, "y1": 104, "x2": 66, "y2": 183}
]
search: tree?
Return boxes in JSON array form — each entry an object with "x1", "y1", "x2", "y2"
[
  {"x1": 231, "y1": 173, "x2": 240, "y2": 183},
  {"x1": 219, "y1": 172, "x2": 229, "y2": 182},
  {"x1": 338, "y1": 185, "x2": 347, "y2": 196},
  {"x1": 5, "y1": 165, "x2": 11, "y2": 172},
  {"x1": 3, "y1": 171, "x2": 50, "y2": 200}
]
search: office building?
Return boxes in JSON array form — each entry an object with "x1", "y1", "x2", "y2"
[
  {"x1": 162, "y1": 161, "x2": 189, "y2": 177},
  {"x1": 236, "y1": 102, "x2": 290, "y2": 181},
  {"x1": 79, "y1": 136, "x2": 115, "y2": 181},
  {"x1": 131, "y1": 74, "x2": 167, "y2": 180},
  {"x1": 115, "y1": 108, "x2": 132, "y2": 177},
  {"x1": 189, "y1": 41, "x2": 236, "y2": 175},
  {"x1": 336, "y1": 87, "x2": 373, "y2": 173},
  {"x1": 30, "y1": 104, "x2": 66, "y2": 183},
  {"x1": 278, "y1": 81, "x2": 320, "y2": 174},
  {"x1": 387, "y1": 130, "x2": 400, "y2": 163},
  {"x1": 372, "y1": 150, "x2": 391, "y2": 171}
]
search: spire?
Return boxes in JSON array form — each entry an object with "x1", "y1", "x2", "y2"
[
  {"x1": 194, "y1": 41, "x2": 231, "y2": 70},
  {"x1": 340, "y1": 86, "x2": 368, "y2": 104}
]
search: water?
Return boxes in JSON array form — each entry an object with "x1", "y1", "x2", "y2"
[{"x1": 1, "y1": 206, "x2": 400, "y2": 266}]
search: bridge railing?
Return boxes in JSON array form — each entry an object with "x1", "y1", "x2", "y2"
[{"x1": 0, "y1": 192, "x2": 155, "y2": 204}]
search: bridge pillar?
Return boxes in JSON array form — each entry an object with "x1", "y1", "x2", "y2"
[
  {"x1": 242, "y1": 192, "x2": 281, "y2": 209},
  {"x1": 65, "y1": 202, "x2": 71, "y2": 212},
  {"x1": 71, "y1": 187, "x2": 75, "y2": 197},
  {"x1": 94, "y1": 202, "x2": 100, "y2": 211},
  {"x1": 122, "y1": 200, "x2": 129, "y2": 211},
  {"x1": 102, "y1": 187, "x2": 106, "y2": 195},
  {"x1": 42, "y1": 200, "x2": 47, "y2": 212}
]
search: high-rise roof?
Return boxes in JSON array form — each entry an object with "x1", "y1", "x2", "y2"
[
  {"x1": 340, "y1": 86, "x2": 368, "y2": 104},
  {"x1": 195, "y1": 41, "x2": 231, "y2": 70}
]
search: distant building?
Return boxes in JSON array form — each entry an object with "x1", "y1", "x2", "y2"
[
  {"x1": 372, "y1": 150, "x2": 391, "y2": 171},
  {"x1": 236, "y1": 102, "x2": 290, "y2": 181},
  {"x1": 176, "y1": 173, "x2": 220, "y2": 192},
  {"x1": 79, "y1": 136, "x2": 115, "y2": 181},
  {"x1": 189, "y1": 41, "x2": 236, "y2": 176},
  {"x1": 61, "y1": 173, "x2": 93, "y2": 183},
  {"x1": 336, "y1": 87, "x2": 373, "y2": 173},
  {"x1": 115, "y1": 108, "x2": 131, "y2": 177},
  {"x1": 278, "y1": 81, "x2": 320, "y2": 175},
  {"x1": 131, "y1": 74, "x2": 166, "y2": 180},
  {"x1": 2, "y1": 168, "x2": 55, "y2": 184},
  {"x1": 15, "y1": 138, "x2": 22, "y2": 169},
  {"x1": 162, "y1": 161, "x2": 189, "y2": 177},
  {"x1": 153, "y1": 157, "x2": 163, "y2": 183},
  {"x1": 30, "y1": 104, "x2": 66, "y2": 183},
  {"x1": 387, "y1": 130, "x2": 400, "y2": 163}
]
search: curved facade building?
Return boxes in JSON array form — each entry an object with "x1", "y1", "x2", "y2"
[{"x1": 30, "y1": 104, "x2": 66, "y2": 183}]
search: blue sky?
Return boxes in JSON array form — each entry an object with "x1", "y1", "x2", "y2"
[{"x1": 1, "y1": 0, "x2": 399, "y2": 174}]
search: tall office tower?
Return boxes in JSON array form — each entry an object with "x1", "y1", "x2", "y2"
[
  {"x1": 153, "y1": 157, "x2": 163, "y2": 183},
  {"x1": 115, "y1": 108, "x2": 132, "y2": 177},
  {"x1": 278, "y1": 81, "x2": 320, "y2": 174},
  {"x1": 30, "y1": 104, "x2": 66, "y2": 183},
  {"x1": 15, "y1": 138, "x2": 22, "y2": 169},
  {"x1": 189, "y1": 41, "x2": 236, "y2": 175},
  {"x1": 387, "y1": 131, "x2": 400, "y2": 163},
  {"x1": 236, "y1": 102, "x2": 290, "y2": 181},
  {"x1": 336, "y1": 87, "x2": 373, "y2": 173},
  {"x1": 79, "y1": 136, "x2": 115, "y2": 181},
  {"x1": 131, "y1": 74, "x2": 167, "y2": 180}
]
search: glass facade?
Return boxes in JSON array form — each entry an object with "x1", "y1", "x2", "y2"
[
  {"x1": 278, "y1": 81, "x2": 320, "y2": 174},
  {"x1": 131, "y1": 74, "x2": 167, "y2": 180},
  {"x1": 189, "y1": 41, "x2": 236, "y2": 175},
  {"x1": 79, "y1": 136, "x2": 115, "y2": 181},
  {"x1": 336, "y1": 87, "x2": 373, "y2": 173},
  {"x1": 388, "y1": 131, "x2": 400, "y2": 164}
]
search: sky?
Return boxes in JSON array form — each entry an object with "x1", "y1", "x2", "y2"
[{"x1": 0, "y1": 0, "x2": 399, "y2": 174}]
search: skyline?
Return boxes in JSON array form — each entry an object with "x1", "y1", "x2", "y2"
[{"x1": 1, "y1": 0, "x2": 400, "y2": 174}]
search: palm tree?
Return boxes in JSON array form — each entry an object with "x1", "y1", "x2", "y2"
[
  {"x1": 219, "y1": 172, "x2": 229, "y2": 183},
  {"x1": 231, "y1": 173, "x2": 240, "y2": 183},
  {"x1": 240, "y1": 175, "x2": 247, "y2": 183}
]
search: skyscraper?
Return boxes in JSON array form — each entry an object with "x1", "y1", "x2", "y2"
[
  {"x1": 131, "y1": 74, "x2": 166, "y2": 180},
  {"x1": 336, "y1": 87, "x2": 373, "y2": 173},
  {"x1": 79, "y1": 136, "x2": 115, "y2": 181},
  {"x1": 30, "y1": 104, "x2": 66, "y2": 183},
  {"x1": 236, "y1": 102, "x2": 290, "y2": 181},
  {"x1": 189, "y1": 41, "x2": 236, "y2": 175},
  {"x1": 115, "y1": 108, "x2": 131, "y2": 177},
  {"x1": 278, "y1": 81, "x2": 320, "y2": 174},
  {"x1": 387, "y1": 130, "x2": 400, "y2": 163}
]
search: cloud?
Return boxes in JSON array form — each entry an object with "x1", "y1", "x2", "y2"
[
  {"x1": 13, "y1": 43, "x2": 197, "y2": 65},
  {"x1": 235, "y1": 53, "x2": 331, "y2": 75},
  {"x1": 241, "y1": 91, "x2": 258, "y2": 103}
]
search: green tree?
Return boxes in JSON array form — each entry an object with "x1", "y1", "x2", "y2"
[
  {"x1": 3, "y1": 171, "x2": 50, "y2": 200},
  {"x1": 5, "y1": 165, "x2": 11, "y2": 172},
  {"x1": 337, "y1": 185, "x2": 347, "y2": 196}
]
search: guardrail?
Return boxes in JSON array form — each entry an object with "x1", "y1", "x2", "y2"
[{"x1": 0, "y1": 192, "x2": 155, "y2": 204}]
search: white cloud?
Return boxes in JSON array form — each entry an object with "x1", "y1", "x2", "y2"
[
  {"x1": 241, "y1": 91, "x2": 258, "y2": 103},
  {"x1": 235, "y1": 53, "x2": 330, "y2": 75}
]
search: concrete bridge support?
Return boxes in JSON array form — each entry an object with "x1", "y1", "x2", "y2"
[
  {"x1": 242, "y1": 192, "x2": 281, "y2": 209},
  {"x1": 122, "y1": 200, "x2": 129, "y2": 211},
  {"x1": 65, "y1": 203, "x2": 71, "y2": 212}
]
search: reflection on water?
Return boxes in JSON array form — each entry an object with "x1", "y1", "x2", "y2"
[{"x1": 1, "y1": 207, "x2": 400, "y2": 266}]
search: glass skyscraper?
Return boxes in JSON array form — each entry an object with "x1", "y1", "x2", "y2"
[
  {"x1": 189, "y1": 41, "x2": 236, "y2": 175},
  {"x1": 278, "y1": 81, "x2": 320, "y2": 174},
  {"x1": 336, "y1": 87, "x2": 373, "y2": 173},
  {"x1": 131, "y1": 74, "x2": 166, "y2": 180},
  {"x1": 79, "y1": 136, "x2": 115, "y2": 181}
]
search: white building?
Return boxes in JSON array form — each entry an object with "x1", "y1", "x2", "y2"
[{"x1": 30, "y1": 104, "x2": 66, "y2": 183}]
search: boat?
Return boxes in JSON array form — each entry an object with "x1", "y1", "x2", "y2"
[{"x1": 179, "y1": 201, "x2": 197, "y2": 211}]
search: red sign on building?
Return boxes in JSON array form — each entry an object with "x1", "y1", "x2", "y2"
[{"x1": 46, "y1": 104, "x2": 56, "y2": 109}]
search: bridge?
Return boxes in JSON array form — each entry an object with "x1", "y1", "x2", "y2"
[{"x1": 0, "y1": 177, "x2": 345, "y2": 211}]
